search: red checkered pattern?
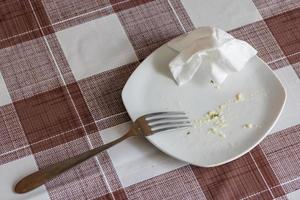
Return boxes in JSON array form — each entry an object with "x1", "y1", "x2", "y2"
[
  {"x1": 252, "y1": 0, "x2": 300, "y2": 18},
  {"x1": 229, "y1": 21, "x2": 287, "y2": 69},
  {"x1": 89, "y1": 132, "x2": 124, "y2": 192},
  {"x1": 116, "y1": 0, "x2": 189, "y2": 59},
  {"x1": 265, "y1": 8, "x2": 300, "y2": 64},
  {"x1": 77, "y1": 62, "x2": 138, "y2": 121},
  {"x1": 0, "y1": 37, "x2": 63, "y2": 101},
  {"x1": 34, "y1": 136, "x2": 112, "y2": 200},
  {"x1": 125, "y1": 166, "x2": 206, "y2": 199},
  {"x1": 0, "y1": 104, "x2": 28, "y2": 155},
  {"x1": 259, "y1": 125, "x2": 300, "y2": 185},
  {"x1": 0, "y1": 0, "x2": 300, "y2": 199}
]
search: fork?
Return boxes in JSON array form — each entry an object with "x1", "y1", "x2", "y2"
[{"x1": 15, "y1": 111, "x2": 191, "y2": 193}]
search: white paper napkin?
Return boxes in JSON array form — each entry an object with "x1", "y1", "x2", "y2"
[{"x1": 167, "y1": 27, "x2": 257, "y2": 86}]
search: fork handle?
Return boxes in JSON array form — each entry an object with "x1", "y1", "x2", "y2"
[{"x1": 15, "y1": 132, "x2": 131, "y2": 194}]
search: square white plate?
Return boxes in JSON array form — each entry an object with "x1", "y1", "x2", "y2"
[{"x1": 122, "y1": 42, "x2": 286, "y2": 167}]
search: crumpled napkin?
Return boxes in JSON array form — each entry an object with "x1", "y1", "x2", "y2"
[{"x1": 167, "y1": 26, "x2": 257, "y2": 86}]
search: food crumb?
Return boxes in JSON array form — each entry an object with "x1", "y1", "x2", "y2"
[
  {"x1": 208, "y1": 128, "x2": 217, "y2": 134},
  {"x1": 219, "y1": 104, "x2": 226, "y2": 110},
  {"x1": 218, "y1": 131, "x2": 226, "y2": 138},
  {"x1": 208, "y1": 111, "x2": 219, "y2": 120},
  {"x1": 210, "y1": 80, "x2": 221, "y2": 89},
  {"x1": 243, "y1": 123, "x2": 253, "y2": 128},
  {"x1": 235, "y1": 93, "x2": 244, "y2": 102}
]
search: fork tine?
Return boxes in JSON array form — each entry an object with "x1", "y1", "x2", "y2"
[
  {"x1": 147, "y1": 116, "x2": 189, "y2": 123},
  {"x1": 151, "y1": 125, "x2": 191, "y2": 133},
  {"x1": 150, "y1": 121, "x2": 191, "y2": 129},
  {"x1": 144, "y1": 111, "x2": 186, "y2": 119}
]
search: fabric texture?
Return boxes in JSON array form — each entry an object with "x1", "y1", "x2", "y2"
[{"x1": 0, "y1": 0, "x2": 300, "y2": 199}]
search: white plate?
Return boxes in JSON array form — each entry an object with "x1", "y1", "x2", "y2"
[{"x1": 122, "y1": 43, "x2": 286, "y2": 167}]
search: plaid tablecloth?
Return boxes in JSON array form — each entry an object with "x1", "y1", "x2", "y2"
[{"x1": 1, "y1": 0, "x2": 300, "y2": 199}]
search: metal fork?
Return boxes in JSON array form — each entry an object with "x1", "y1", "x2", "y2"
[{"x1": 15, "y1": 111, "x2": 191, "y2": 193}]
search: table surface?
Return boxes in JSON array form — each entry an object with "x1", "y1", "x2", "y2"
[{"x1": 0, "y1": 0, "x2": 300, "y2": 200}]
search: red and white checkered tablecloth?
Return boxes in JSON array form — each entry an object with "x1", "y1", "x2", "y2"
[{"x1": 1, "y1": 0, "x2": 300, "y2": 199}]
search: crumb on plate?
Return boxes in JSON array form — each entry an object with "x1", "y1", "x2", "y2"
[
  {"x1": 208, "y1": 127, "x2": 217, "y2": 133},
  {"x1": 210, "y1": 80, "x2": 221, "y2": 89},
  {"x1": 235, "y1": 92, "x2": 244, "y2": 102},
  {"x1": 218, "y1": 131, "x2": 226, "y2": 138},
  {"x1": 208, "y1": 111, "x2": 219, "y2": 120},
  {"x1": 243, "y1": 123, "x2": 253, "y2": 128}
]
